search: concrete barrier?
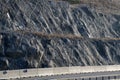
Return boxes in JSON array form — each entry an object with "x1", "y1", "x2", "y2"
[
  {"x1": 0, "y1": 65, "x2": 120, "y2": 79},
  {"x1": 38, "y1": 68, "x2": 54, "y2": 76},
  {"x1": 0, "y1": 70, "x2": 20, "y2": 79},
  {"x1": 53, "y1": 67, "x2": 69, "y2": 75},
  {"x1": 19, "y1": 68, "x2": 38, "y2": 78},
  {"x1": 80, "y1": 66, "x2": 95, "y2": 73},
  {"x1": 106, "y1": 65, "x2": 120, "y2": 71},
  {"x1": 92, "y1": 65, "x2": 107, "y2": 72},
  {"x1": 69, "y1": 66, "x2": 82, "y2": 73}
]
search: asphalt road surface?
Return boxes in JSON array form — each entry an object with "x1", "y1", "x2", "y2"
[{"x1": 13, "y1": 71, "x2": 120, "y2": 80}]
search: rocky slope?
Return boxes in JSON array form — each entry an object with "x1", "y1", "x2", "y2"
[{"x1": 0, "y1": 0, "x2": 120, "y2": 70}]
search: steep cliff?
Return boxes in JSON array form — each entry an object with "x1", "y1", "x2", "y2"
[{"x1": 0, "y1": 0, "x2": 120, "y2": 70}]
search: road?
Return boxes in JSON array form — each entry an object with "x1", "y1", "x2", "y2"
[
  {"x1": 1, "y1": 65, "x2": 120, "y2": 79},
  {"x1": 14, "y1": 70, "x2": 120, "y2": 80},
  {"x1": 39, "y1": 70, "x2": 120, "y2": 80}
]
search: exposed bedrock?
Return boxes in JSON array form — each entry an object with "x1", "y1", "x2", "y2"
[{"x1": 0, "y1": 0, "x2": 120, "y2": 70}]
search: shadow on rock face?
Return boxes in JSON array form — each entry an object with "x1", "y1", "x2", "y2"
[
  {"x1": 5, "y1": 49, "x2": 25, "y2": 59},
  {"x1": 0, "y1": 59, "x2": 8, "y2": 70}
]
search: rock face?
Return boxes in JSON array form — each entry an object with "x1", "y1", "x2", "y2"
[{"x1": 0, "y1": 0, "x2": 120, "y2": 70}]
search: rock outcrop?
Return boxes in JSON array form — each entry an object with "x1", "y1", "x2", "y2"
[{"x1": 0, "y1": 0, "x2": 120, "y2": 70}]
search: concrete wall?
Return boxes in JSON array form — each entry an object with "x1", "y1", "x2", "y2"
[
  {"x1": 0, "y1": 65, "x2": 120, "y2": 79},
  {"x1": 19, "y1": 69, "x2": 38, "y2": 78},
  {"x1": 0, "y1": 70, "x2": 20, "y2": 79},
  {"x1": 38, "y1": 68, "x2": 54, "y2": 76}
]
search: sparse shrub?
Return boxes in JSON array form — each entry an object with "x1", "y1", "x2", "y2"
[{"x1": 63, "y1": 0, "x2": 80, "y2": 4}]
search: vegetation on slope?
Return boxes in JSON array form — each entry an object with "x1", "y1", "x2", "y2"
[
  {"x1": 60, "y1": 0, "x2": 120, "y2": 14},
  {"x1": 62, "y1": 0, "x2": 119, "y2": 9},
  {"x1": 62, "y1": 0, "x2": 80, "y2": 4}
]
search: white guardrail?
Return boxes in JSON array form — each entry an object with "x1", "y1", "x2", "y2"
[{"x1": 0, "y1": 65, "x2": 120, "y2": 79}]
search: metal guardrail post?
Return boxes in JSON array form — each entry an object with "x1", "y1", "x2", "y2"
[
  {"x1": 19, "y1": 69, "x2": 21, "y2": 80},
  {"x1": 37, "y1": 68, "x2": 38, "y2": 77}
]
